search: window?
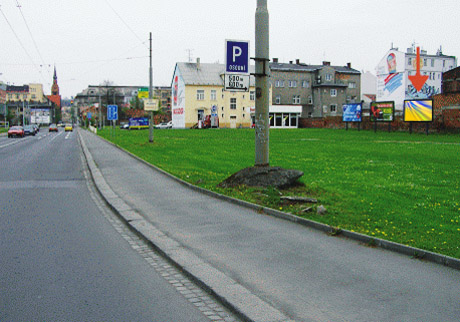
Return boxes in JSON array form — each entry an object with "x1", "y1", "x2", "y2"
[
  {"x1": 289, "y1": 80, "x2": 297, "y2": 88},
  {"x1": 250, "y1": 91, "x2": 255, "y2": 101},
  {"x1": 302, "y1": 80, "x2": 310, "y2": 88},
  {"x1": 443, "y1": 60, "x2": 446, "y2": 67},
  {"x1": 408, "y1": 58, "x2": 412, "y2": 66},
  {"x1": 292, "y1": 95, "x2": 301, "y2": 104},
  {"x1": 325, "y1": 74, "x2": 332, "y2": 81},
  {"x1": 275, "y1": 95, "x2": 281, "y2": 104},
  {"x1": 330, "y1": 89, "x2": 337, "y2": 97},
  {"x1": 431, "y1": 59, "x2": 434, "y2": 67},
  {"x1": 31, "y1": 94, "x2": 36, "y2": 99},
  {"x1": 423, "y1": 59, "x2": 427, "y2": 66},
  {"x1": 348, "y1": 82, "x2": 356, "y2": 89},
  {"x1": 230, "y1": 98, "x2": 236, "y2": 109},
  {"x1": 275, "y1": 80, "x2": 284, "y2": 88},
  {"x1": 330, "y1": 104, "x2": 337, "y2": 113},
  {"x1": 211, "y1": 90, "x2": 216, "y2": 101},
  {"x1": 308, "y1": 95, "x2": 313, "y2": 104},
  {"x1": 197, "y1": 90, "x2": 204, "y2": 100}
]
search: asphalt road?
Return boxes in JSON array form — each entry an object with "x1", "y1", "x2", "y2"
[{"x1": 0, "y1": 129, "x2": 216, "y2": 321}]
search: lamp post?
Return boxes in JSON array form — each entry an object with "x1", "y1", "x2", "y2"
[{"x1": 254, "y1": 0, "x2": 270, "y2": 166}]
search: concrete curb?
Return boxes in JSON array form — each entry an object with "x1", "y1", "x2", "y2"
[
  {"x1": 78, "y1": 129, "x2": 293, "y2": 322},
  {"x1": 85, "y1": 129, "x2": 460, "y2": 272}
]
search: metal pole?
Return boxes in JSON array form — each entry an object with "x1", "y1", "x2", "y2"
[
  {"x1": 149, "y1": 32, "x2": 154, "y2": 143},
  {"x1": 99, "y1": 92, "x2": 102, "y2": 129},
  {"x1": 254, "y1": 0, "x2": 270, "y2": 166}
]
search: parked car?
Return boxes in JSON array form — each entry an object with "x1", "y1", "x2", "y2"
[
  {"x1": 23, "y1": 125, "x2": 36, "y2": 136},
  {"x1": 119, "y1": 122, "x2": 129, "y2": 129},
  {"x1": 49, "y1": 124, "x2": 58, "y2": 132},
  {"x1": 65, "y1": 124, "x2": 73, "y2": 132},
  {"x1": 8, "y1": 126, "x2": 25, "y2": 138},
  {"x1": 154, "y1": 121, "x2": 173, "y2": 129}
]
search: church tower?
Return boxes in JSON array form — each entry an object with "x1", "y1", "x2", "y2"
[{"x1": 51, "y1": 66, "x2": 60, "y2": 96}]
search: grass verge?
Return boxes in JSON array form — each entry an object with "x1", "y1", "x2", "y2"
[{"x1": 98, "y1": 127, "x2": 460, "y2": 259}]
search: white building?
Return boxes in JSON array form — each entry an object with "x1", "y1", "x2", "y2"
[{"x1": 376, "y1": 45, "x2": 457, "y2": 110}]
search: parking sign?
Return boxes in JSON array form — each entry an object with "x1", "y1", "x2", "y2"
[{"x1": 226, "y1": 40, "x2": 250, "y2": 74}]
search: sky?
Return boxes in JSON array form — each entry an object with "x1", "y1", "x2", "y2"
[{"x1": 1, "y1": 0, "x2": 459, "y2": 99}]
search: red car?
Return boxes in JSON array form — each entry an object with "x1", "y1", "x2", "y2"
[
  {"x1": 49, "y1": 124, "x2": 58, "y2": 132},
  {"x1": 8, "y1": 126, "x2": 25, "y2": 138}
]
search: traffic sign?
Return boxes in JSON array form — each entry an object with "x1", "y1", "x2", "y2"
[
  {"x1": 224, "y1": 74, "x2": 250, "y2": 92},
  {"x1": 87, "y1": 112, "x2": 92, "y2": 120},
  {"x1": 107, "y1": 105, "x2": 118, "y2": 121},
  {"x1": 144, "y1": 98, "x2": 159, "y2": 111},
  {"x1": 225, "y1": 40, "x2": 250, "y2": 75}
]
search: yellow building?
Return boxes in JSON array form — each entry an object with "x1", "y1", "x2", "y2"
[
  {"x1": 171, "y1": 59, "x2": 272, "y2": 128},
  {"x1": 6, "y1": 83, "x2": 47, "y2": 103}
]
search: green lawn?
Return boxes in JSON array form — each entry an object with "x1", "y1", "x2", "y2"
[{"x1": 98, "y1": 127, "x2": 460, "y2": 259}]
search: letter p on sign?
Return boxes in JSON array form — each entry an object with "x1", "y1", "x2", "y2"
[{"x1": 226, "y1": 40, "x2": 249, "y2": 74}]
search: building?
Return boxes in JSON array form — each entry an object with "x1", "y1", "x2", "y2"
[
  {"x1": 74, "y1": 85, "x2": 172, "y2": 121},
  {"x1": 270, "y1": 59, "x2": 361, "y2": 118},
  {"x1": 47, "y1": 67, "x2": 62, "y2": 109},
  {"x1": 432, "y1": 66, "x2": 460, "y2": 129},
  {"x1": 171, "y1": 59, "x2": 272, "y2": 128},
  {"x1": 376, "y1": 44, "x2": 457, "y2": 110}
]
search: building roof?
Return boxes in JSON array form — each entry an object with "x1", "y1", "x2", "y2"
[
  {"x1": 270, "y1": 62, "x2": 361, "y2": 74},
  {"x1": 176, "y1": 62, "x2": 256, "y2": 86},
  {"x1": 7, "y1": 85, "x2": 29, "y2": 92}
]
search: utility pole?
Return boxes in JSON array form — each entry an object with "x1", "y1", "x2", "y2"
[
  {"x1": 254, "y1": 0, "x2": 270, "y2": 166},
  {"x1": 149, "y1": 32, "x2": 154, "y2": 143}
]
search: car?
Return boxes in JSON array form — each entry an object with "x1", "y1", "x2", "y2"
[
  {"x1": 33, "y1": 124, "x2": 39, "y2": 133},
  {"x1": 119, "y1": 122, "x2": 129, "y2": 129},
  {"x1": 49, "y1": 124, "x2": 58, "y2": 132},
  {"x1": 23, "y1": 125, "x2": 36, "y2": 136},
  {"x1": 154, "y1": 121, "x2": 173, "y2": 129},
  {"x1": 65, "y1": 124, "x2": 73, "y2": 132},
  {"x1": 8, "y1": 126, "x2": 25, "y2": 138}
]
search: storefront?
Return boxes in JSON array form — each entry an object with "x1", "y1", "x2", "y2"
[{"x1": 251, "y1": 105, "x2": 301, "y2": 128}]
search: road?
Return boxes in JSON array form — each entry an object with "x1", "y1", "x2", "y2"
[{"x1": 0, "y1": 129, "x2": 236, "y2": 322}]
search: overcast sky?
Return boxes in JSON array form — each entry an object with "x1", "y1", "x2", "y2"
[{"x1": 1, "y1": 0, "x2": 459, "y2": 98}]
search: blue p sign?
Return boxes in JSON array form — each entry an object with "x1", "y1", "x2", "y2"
[{"x1": 226, "y1": 40, "x2": 249, "y2": 74}]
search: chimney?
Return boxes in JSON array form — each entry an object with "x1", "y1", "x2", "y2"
[
  {"x1": 273, "y1": 58, "x2": 278, "y2": 63},
  {"x1": 289, "y1": 60, "x2": 293, "y2": 64},
  {"x1": 347, "y1": 62, "x2": 351, "y2": 68},
  {"x1": 196, "y1": 57, "x2": 201, "y2": 70},
  {"x1": 296, "y1": 59, "x2": 300, "y2": 64},
  {"x1": 323, "y1": 61, "x2": 330, "y2": 66}
]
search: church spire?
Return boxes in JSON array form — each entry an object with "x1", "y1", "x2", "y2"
[{"x1": 51, "y1": 65, "x2": 59, "y2": 95}]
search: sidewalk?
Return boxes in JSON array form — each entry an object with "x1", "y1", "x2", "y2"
[{"x1": 79, "y1": 129, "x2": 460, "y2": 322}]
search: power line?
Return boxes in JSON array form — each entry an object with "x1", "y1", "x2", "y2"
[
  {"x1": 103, "y1": 0, "x2": 148, "y2": 49},
  {"x1": 0, "y1": 4, "x2": 47, "y2": 84},
  {"x1": 14, "y1": 0, "x2": 52, "y2": 79}
]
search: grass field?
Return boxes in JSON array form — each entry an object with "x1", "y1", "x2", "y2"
[{"x1": 98, "y1": 127, "x2": 460, "y2": 259}]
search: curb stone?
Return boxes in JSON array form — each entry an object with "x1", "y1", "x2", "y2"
[
  {"x1": 78, "y1": 130, "x2": 292, "y2": 322},
  {"x1": 86, "y1": 129, "x2": 460, "y2": 272}
]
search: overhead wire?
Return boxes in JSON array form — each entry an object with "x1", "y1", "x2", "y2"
[
  {"x1": 0, "y1": 4, "x2": 47, "y2": 84},
  {"x1": 14, "y1": 0, "x2": 52, "y2": 80}
]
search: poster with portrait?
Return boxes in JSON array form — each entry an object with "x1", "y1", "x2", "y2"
[{"x1": 376, "y1": 50, "x2": 406, "y2": 110}]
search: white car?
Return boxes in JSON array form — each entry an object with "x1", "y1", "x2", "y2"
[{"x1": 154, "y1": 121, "x2": 172, "y2": 129}]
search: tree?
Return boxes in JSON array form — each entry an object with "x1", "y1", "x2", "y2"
[{"x1": 129, "y1": 96, "x2": 144, "y2": 110}]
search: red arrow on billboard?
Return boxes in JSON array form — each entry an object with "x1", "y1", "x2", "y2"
[{"x1": 408, "y1": 46, "x2": 429, "y2": 92}]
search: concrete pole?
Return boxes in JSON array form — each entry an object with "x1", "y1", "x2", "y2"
[
  {"x1": 149, "y1": 32, "x2": 154, "y2": 143},
  {"x1": 255, "y1": 0, "x2": 270, "y2": 166}
]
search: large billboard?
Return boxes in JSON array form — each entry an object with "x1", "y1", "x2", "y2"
[
  {"x1": 342, "y1": 103, "x2": 362, "y2": 122},
  {"x1": 31, "y1": 109, "x2": 51, "y2": 124},
  {"x1": 370, "y1": 101, "x2": 395, "y2": 122},
  {"x1": 376, "y1": 50, "x2": 406, "y2": 110},
  {"x1": 403, "y1": 99, "x2": 433, "y2": 122},
  {"x1": 171, "y1": 66, "x2": 185, "y2": 128}
]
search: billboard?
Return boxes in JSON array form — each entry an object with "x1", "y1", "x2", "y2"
[
  {"x1": 403, "y1": 99, "x2": 433, "y2": 122},
  {"x1": 171, "y1": 66, "x2": 185, "y2": 128},
  {"x1": 370, "y1": 101, "x2": 395, "y2": 122},
  {"x1": 31, "y1": 109, "x2": 51, "y2": 124},
  {"x1": 342, "y1": 103, "x2": 362, "y2": 122},
  {"x1": 129, "y1": 117, "x2": 149, "y2": 129}
]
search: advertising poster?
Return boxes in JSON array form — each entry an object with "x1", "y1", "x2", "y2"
[
  {"x1": 171, "y1": 66, "x2": 185, "y2": 128},
  {"x1": 403, "y1": 99, "x2": 433, "y2": 122},
  {"x1": 370, "y1": 102, "x2": 395, "y2": 122},
  {"x1": 342, "y1": 103, "x2": 362, "y2": 122},
  {"x1": 31, "y1": 109, "x2": 51, "y2": 124},
  {"x1": 376, "y1": 50, "x2": 406, "y2": 110}
]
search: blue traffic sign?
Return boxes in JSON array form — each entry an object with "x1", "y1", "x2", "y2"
[
  {"x1": 107, "y1": 105, "x2": 118, "y2": 121},
  {"x1": 226, "y1": 40, "x2": 249, "y2": 74},
  {"x1": 87, "y1": 112, "x2": 92, "y2": 120}
]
